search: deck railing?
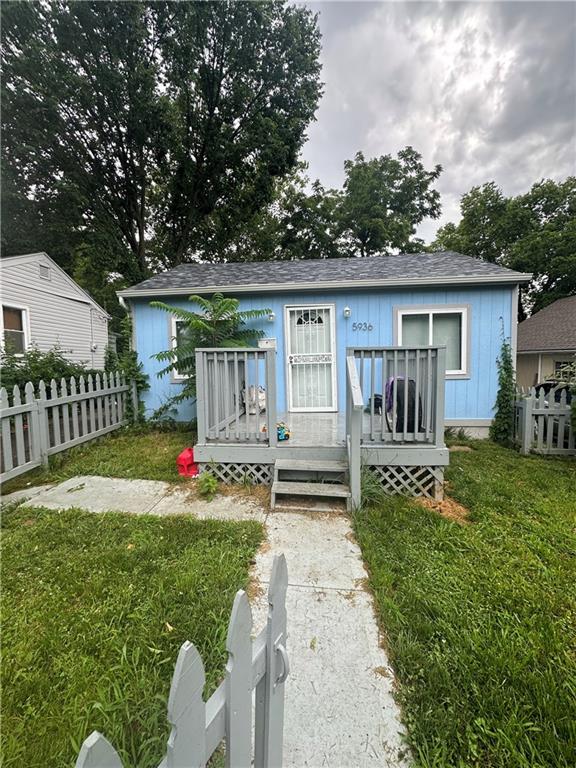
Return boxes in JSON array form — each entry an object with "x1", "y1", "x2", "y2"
[
  {"x1": 348, "y1": 346, "x2": 446, "y2": 446},
  {"x1": 195, "y1": 348, "x2": 277, "y2": 446},
  {"x1": 345, "y1": 346, "x2": 446, "y2": 509}
]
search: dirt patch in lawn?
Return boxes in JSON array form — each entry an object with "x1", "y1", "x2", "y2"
[
  {"x1": 220, "y1": 482, "x2": 271, "y2": 509},
  {"x1": 417, "y1": 495, "x2": 471, "y2": 525}
]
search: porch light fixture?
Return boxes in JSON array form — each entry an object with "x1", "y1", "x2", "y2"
[
  {"x1": 268, "y1": 311, "x2": 276, "y2": 322},
  {"x1": 343, "y1": 306, "x2": 351, "y2": 318}
]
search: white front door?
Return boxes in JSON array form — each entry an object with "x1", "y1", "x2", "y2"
[{"x1": 285, "y1": 305, "x2": 337, "y2": 412}]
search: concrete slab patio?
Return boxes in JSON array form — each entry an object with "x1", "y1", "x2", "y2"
[{"x1": 2, "y1": 475, "x2": 410, "y2": 767}]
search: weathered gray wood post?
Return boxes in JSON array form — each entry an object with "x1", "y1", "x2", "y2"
[
  {"x1": 37, "y1": 380, "x2": 50, "y2": 466},
  {"x1": 521, "y1": 390, "x2": 534, "y2": 455},
  {"x1": 195, "y1": 351, "x2": 207, "y2": 444},
  {"x1": 24, "y1": 381, "x2": 42, "y2": 468},
  {"x1": 434, "y1": 347, "x2": 447, "y2": 446},
  {"x1": 265, "y1": 349, "x2": 278, "y2": 448},
  {"x1": 254, "y1": 554, "x2": 289, "y2": 768}
]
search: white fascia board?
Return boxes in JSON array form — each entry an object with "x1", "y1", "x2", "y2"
[
  {"x1": 118, "y1": 272, "x2": 533, "y2": 299},
  {"x1": 517, "y1": 348, "x2": 576, "y2": 355}
]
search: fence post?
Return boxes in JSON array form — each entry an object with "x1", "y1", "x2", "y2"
[
  {"x1": 265, "y1": 349, "x2": 278, "y2": 448},
  {"x1": 130, "y1": 379, "x2": 139, "y2": 423},
  {"x1": 434, "y1": 347, "x2": 446, "y2": 446},
  {"x1": 521, "y1": 392, "x2": 533, "y2": 455},
  {"x1": 37, "y1": 380, "x2": 50, "y2": 467},
  {"x1": 24, "y1": 382, "x2": 41, "y2": 467},
  {"x1": 254, "y1": 554, "x2": 289, "y2": 768},
  {"x1": 195, "y1": 351, "x2": 206, "y2": 443}
]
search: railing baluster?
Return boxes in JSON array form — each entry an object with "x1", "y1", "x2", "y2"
[
  {"x1": 414, "y1": 349, "x2": 421, "y2": 438},
  {"x1": 392, "y1": 350, "x2": 398, "y2": 441},
  {"x1": 234, "y1": 352, "x2": 241, "y2": 441},
  {"x1": 403, "y1": 350, "x2": 409, "y2": 442},
  {"x1": 425, "y1": 349, "x2": 433, "y2": 441}
]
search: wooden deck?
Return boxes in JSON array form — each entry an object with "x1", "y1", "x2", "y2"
[{"x1": 194, "y1": 346, "x2": 450, "y2": 504}]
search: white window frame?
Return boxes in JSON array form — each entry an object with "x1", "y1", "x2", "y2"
[
  {"x1": 1, "y1": 303, "x2": 31, "y2": 356},
  {"x1": 395, "y1": 305, "x2": 470, "y2": 378},
  {"x1": 170, "y1": 316, "x2": 189, "y2": 382}
]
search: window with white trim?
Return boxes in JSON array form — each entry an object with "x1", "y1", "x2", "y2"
[
  {"x1": 397, "y1": 307, "x2": 469, "y2": 376},
  {"x1": 2, "y1": 305, "x2": 28, "y2": 354},
  {"x1": 171, "y1": 318, "x2": 193, "y2": 380}
]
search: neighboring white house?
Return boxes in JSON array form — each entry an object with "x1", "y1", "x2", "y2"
[{"x1": 0, "y1": 252, "x2": 111, "y2": 368}]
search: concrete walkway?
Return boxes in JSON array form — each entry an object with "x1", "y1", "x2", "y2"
[{"x1": 3, "y1": 476, "x2": 409, "y2": 767}]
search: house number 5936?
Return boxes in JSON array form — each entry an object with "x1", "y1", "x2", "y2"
[{"x1": 352, "y1": 322, "x2": 373, "y2": 331}]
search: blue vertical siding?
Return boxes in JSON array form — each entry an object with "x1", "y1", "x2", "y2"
[{"x1": 131, "y1": 284, "x2": 513, "y2": 423}]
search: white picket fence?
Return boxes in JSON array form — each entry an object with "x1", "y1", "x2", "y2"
[
  {"x1": 0, "y1": 372, "x2": 136, "y2": 483},
  {"x1": 76, "y1": 554, "x2": 289, "y2": 768},
  {"x1": 515, "y1": 385, "x2": 575, "y2": 456}
]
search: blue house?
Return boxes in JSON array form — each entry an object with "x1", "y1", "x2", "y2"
[{"x1": 119, "y1": 251, "x2": 530, "y2": 507}]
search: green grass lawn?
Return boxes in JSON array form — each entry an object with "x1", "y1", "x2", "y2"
[
  {"x1": 1, "y1": 505, "x2": 263, "y2": 768},
  {"x1": 355, "y1": 442, "x2": 576, "y2": 768},
  {"x1": 1, "y1": 427, "x2": 194, "y2": 495}
]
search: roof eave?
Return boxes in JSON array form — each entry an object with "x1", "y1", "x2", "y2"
[
  {"x1": 517, "y1": 347, "x2": 576, "y2": 354},
  {"x1": 118, "y1": 272, "x2": 533, "y2": 299}
]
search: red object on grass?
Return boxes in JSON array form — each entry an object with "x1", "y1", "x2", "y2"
[{"x1": 177, "y1": 447, "x2": 199, "y2": 477}]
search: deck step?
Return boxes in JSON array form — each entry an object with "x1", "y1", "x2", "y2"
[
  {"x1": 271, "y1": 480, "x2": 351, "y2": 499},
  {"x1": 274, "y1": 459, "x2": 348, "y2": 472}
]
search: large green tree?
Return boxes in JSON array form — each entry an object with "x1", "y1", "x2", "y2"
[
  {"x1": 337, "y1": 147, "x2": 442, "y2": 256},
  {"x1": 433, "y1": 178, "x2": 576, "y2": 313},
  {"x1": 1, "y1": 0, "x2": 322, "y2": 279}
]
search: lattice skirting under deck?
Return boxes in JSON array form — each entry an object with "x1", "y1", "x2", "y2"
[
  {"x1": 200, "y1": 462, "x2": 273, "y2": 485},
  {"x1": 366, "y1": 465, "x2": 444, "y2": 500}
]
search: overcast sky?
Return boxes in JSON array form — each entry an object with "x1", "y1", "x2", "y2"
[{"x1": 300, "y1": 1, "x2": 576, "y2": 243}]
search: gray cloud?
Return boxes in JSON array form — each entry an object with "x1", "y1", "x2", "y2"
[{"x1": 301, "y1": 1, "x2": 576, "y2": 242}]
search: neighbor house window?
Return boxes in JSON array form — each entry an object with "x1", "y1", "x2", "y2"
[
  {"x1": 397, "y1": 306, "x2": 469, "y2": 376},
  {"x1": 554, "y1": 360, "x2": 573, "y2": 379},
  {"x1": 170, "y1": 318, "x2": 192, "y2": 381},
  {"x1": 2, "y1": 305, "x2": 28, "y2": 354}
]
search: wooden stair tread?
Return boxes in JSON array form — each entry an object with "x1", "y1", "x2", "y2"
[
  {"x1": 274, "y1": 459, "x2": 348, "y2": 472},
  {"x1": 272, "y1": 480, "x2": 351, "y2": 498}
]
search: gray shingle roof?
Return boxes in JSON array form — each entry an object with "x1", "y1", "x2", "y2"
[
  {"x1": 119, "y1": 251, "x2": 531, "y2": 297},
  {"x1": 517, "y1": 296, "x2": 576, "y2": 352}
]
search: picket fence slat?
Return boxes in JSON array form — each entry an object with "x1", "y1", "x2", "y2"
[
  {"x1": 0, "y1": 372, "x2": 136, "y2": 484},
  {"x1": 76, "y1": 732, "x2": 123, "y2": 768},
  {"x1": 76, "y1": 555, "x2": 290, "y2": 768}
]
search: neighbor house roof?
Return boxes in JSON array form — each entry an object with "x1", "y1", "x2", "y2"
[
  {"x1": 1, "y1": 252, "x2": 111, "y2": 318},
  {"x1": 118, "y1": 251, "x2": 531, "y2": 298},
  {"x1": 517, "y1": 296, "x2": 576, "y2": 353}
]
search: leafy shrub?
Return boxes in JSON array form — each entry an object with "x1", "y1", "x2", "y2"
[
  {"x1": 489, "y1": 338, "x2": 516, "y2": 446},
  {"x1": 197, "y1": 472, "x2": 218, "y2": 501},
  {"x1": 150, "y1": 293, "x2": 270, "y2": 418},
  {"x1": 0, "y1": 345, "x2": 99, "y2": 394}
]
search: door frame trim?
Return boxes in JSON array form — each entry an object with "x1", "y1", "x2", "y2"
[{"x1": 284, "y1": 303, "x2": 338, "y2": 413}]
